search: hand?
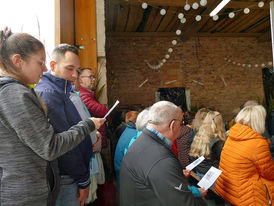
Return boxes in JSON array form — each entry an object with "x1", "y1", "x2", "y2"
[
  {"x1": 198, "y1": 188, "x2": 208, "y2": 199},
  {"x1": 92, "y1": 132, "x2": 102, "y2": 153},
  {"x1": 90, "y1": 117, "x2": 106, "y2": 130},
  {"x1": 183, "y1": 169, "x2": 191, "y2": 178},
  {"x1": 77, "y1": 187, "x2": 89, "y2": 206}
]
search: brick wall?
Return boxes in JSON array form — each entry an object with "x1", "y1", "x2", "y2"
[{"x1": 106, "y1": 36, "x2": 272, "y2": 120}]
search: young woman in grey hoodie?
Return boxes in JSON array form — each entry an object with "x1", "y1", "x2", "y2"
[{"x1": 0, "y1": 28, "x2": 105, "y2": 206}]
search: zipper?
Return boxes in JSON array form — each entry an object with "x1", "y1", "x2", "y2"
[
  {"x1": 264, "y1": 184, "x2": 272, "y2": 206},
  {"x1": 64, "y1": 80, "x2": 67, "y2": 94}
]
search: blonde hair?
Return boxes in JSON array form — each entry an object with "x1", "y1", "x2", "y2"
[
  {"x1": 235, "y1": 105, "x2": 266, "y2": 134},
  {"x1": 190, "y1": 111, "x2": 226, "y2": 158},
  {"x1": 192, "y1": 108, "x2": 211, "y2": 131}
]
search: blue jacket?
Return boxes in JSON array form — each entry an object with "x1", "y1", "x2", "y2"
[
  {"x1": 35, "y1": 72, "x2": 92, "y2": 189},
  {"x1": 114, "y1": 121, "x2": 137, "y2": 189}
]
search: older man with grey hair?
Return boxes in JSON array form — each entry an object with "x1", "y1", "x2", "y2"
[{"x1": 120, "y1": 101, "x2": 205, "y2": 206}]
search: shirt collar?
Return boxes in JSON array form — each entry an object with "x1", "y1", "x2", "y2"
[{"x1": 146, "y1": 125, "x2": 172, "y2": 148}]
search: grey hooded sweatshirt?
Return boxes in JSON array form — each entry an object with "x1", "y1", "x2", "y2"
[{"x1": 0, "y1": 77, "x2": 95, "y2": 206}]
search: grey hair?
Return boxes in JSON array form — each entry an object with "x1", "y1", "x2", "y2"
[
  {"x1": 148, "y1": 101, "x2": 180, "y2": 125},
  {"x1": 136, "y1": 107, "x2": 150, "y2": 131}
]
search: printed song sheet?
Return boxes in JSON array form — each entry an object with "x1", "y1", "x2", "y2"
[
  {"x1": 197, "y1": 166, "x2": 222, "y2": 190},
  {"x1": 104, "y1": 100, "x2": 119, "y2": 118},
  {"x1": 186, "y1": 156, "x2": 205, "y2": 171}
]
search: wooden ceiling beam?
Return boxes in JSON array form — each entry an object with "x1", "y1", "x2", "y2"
[
  {"x1": 107, "y1": 32, "x2": 262, "y2": 38},
  {"x1": 110, "y1": 0, "x2": 270, "y2": 9}
]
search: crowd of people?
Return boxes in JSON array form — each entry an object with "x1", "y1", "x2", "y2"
[{"x1": 0, "y1": 28, "x2": 273, "y2": 206}]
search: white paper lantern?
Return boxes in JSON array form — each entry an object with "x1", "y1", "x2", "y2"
[
  {"x1": 184, "y1": 4, "x2": 191, "y2": 11},
  {"x1": 160, "y1": 9, "x2": 166, "y2": 15},
  {"x1": 254, "y1": 64, "x2": 258, "y2": 67},
  {"x1": 141, "y1": 3, "x2": 148, "y2": 9},
  {"x1": 168, "y1": 48, "x2": 173, "y2": 53},
  {"x1": 237, "y1": 63, "x2": 241, "y2": 66},
  {"x1": 180, "y1": 18, "x2": 186, "y2": 24},
  {"x1": 268, "y1": 61, "x2": 273, "y2": 65},
  {"x1": 162, "y1": 59, "x2": 167, "y2": 63},
  {"x1": 160, "y1": 63, "x2": 163, "y2": 67},
  {"x1": 192, "y1": 3, "x2": 199, "y2": 10},
  {"x1": 242, "y1": 64, "x2": 246, "y2": 67},
  {"x1": 176, "y1": 30, "x2": 182, "y2": 35},
  {"x1": 165, "y1": 54, "x2": 170, "y2": 59},
  {"x1": 258, "y1": 1, "x2": 264, "y2": 8},
  {"x1": 229, "y1": 12, "x2": 235, "y2": 18},
  {"x1": 172, "y1": 40, "x2": 177, "y2": 45},
  {"x1": 232, "y1": 61, "x2": 236, "y2": 64},
  {"x1": 200, "y1": 0, "x2": 207, "y2": 6},
  {"x1": 244, "y1": 8, "x2": 250, "y2": 14},
  {"x1": 178, "y1": 13, "x2": 184, "y2": 19},
  {"x1": 213, "y1": 15, "x2": 219, "y2": 21},
  {"x1": 195, "y1": 15, "x2": 202, "y2": 21},
  {"x1": 248, "y1": 64, "x2": 251, "y2": 68},
  {"x1": 227, "y1": 59, "x2": 231, "y2": 63},
  {"x1": 261, "y1": 63, "x2": 265, "y2": 67}
]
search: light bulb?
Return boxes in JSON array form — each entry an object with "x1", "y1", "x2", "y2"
[
  {"x1": 178, "y1": 13, "x2": 184, "y2": 19},
  {"x1": 258, "y1": 1, "x2": 264, "y2": 8},
  {"x1": 172, "y1": 40, "x2": 177, "y2": 45},
  {"x1": 229, "y1": 12, "x2": 235, "y2": 18},
  {"x1": 176, "y1": 30, "x2": 182, "y2": 35},
  {"x1": 213, "y1": 15, "x2": 219, "y2": 21},
  {"x1": 141, "y1": 3, "x2": 148, "y2": 9},
  {"x1": 195, "y1": 15, "x2": 202, "y2": 21},
  {"x1": 200, "y1": 0, "x2": 207, "y2": 6},
  {"x1": 181, "y1": 18, "x2": 186, "y2": 24},
  {"x1": 244, "y1": 8, "x2": 250, "y2": 14},
  {"x1": 184, "y1": 4, "x2": 191, "y2": 11},
  {"x1": 160, "y1": 9, "x2": 166, "y2": 15},
  {"x1": 192, "y1": 3, "x2": 199, "y2": 10}
]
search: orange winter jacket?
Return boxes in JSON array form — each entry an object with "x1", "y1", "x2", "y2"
[{"x1": 215, "y1": 124, "x2": 274, "y2": 206}]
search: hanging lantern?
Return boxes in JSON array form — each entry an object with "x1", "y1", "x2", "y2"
[
  {"x1": 168, "y1": 48, "x2": 173, "y2": 53},
  {"x1": 172, "y1": 40, "x2": 177, "y2": 45},
  {"x1": 213, "y1": 15, "x2": 219, "y2": 21},
  {"x1": 192, "y1": 3, "x2": 199, "y2": 10},
  {"x1": 258, "y1": 1, "x2": 264, "y2": 8},
  {"x1": 181, "y1": 18, "x2": 187, "y2": 24},
  {"x1": 229, "y1": 12, "x2": 235, "y2": 18},
  {"x1": 176, "y1": 30, "x2": 182, "y2": 35},
  {"x1": 178, "y1": 13, "x2": 184, "y2": 19}
]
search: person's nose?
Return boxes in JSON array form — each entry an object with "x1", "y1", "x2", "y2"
[{"x1": 72, "y1": 69, "x2": 78, "y2": 79}]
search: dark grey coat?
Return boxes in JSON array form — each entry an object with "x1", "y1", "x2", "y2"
[{"x1": 0, "y1": 77, "x2": 95, "y2": 206}]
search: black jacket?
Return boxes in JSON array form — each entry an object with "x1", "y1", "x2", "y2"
[{"x1": 120, "y1": 128, "x2": 204, "y2": 206}]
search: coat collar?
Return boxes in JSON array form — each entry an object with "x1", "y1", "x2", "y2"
[{"x1": 43, "y1": 72, "x2": 71, "y2": 94}]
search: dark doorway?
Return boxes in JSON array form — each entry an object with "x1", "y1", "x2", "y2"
[{"x1": 157, "y1": 87, "x2": 187, "y2": 111}]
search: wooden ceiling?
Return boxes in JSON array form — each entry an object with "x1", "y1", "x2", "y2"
[{"x1": 106, "y1": 0, "x2": 272, "y2": 41}]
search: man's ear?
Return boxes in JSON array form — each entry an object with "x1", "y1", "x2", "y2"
[
  {"x1": 49, "y1": 61, "x2": 56, "y2": 72},
  {"x1": 11, "y1": 54, "x2": 22, "y2": 69},
  {"x1": 169, "y1": 120, "x2": 175, "y2": 130}
]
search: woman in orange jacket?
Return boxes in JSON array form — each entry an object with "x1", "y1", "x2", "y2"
[{"x1": 215, "y1": 105, "x2": 274, "y2": 206}]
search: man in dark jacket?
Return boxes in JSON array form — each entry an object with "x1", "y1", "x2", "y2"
[
  {"x1": 35, "y1": 44, "x2": 92, "y2": 206},
  {"x1": 120, "y1": 101, "x2": 205, "y2": 206}
]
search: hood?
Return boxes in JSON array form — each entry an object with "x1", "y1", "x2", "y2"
[
  {"x1": 0, "y1": 76, "x2": 22, "y2": 89},
  {"x1": 228, "y1": 123, "x2": 264, "y2": 141}
]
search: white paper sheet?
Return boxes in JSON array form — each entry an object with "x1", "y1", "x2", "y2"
[
  {"x1": 197, "y1": 166, "x2": 222, "y2": 190},
  {"x1": 104, "y1": 100, "x2": 119, "y2": 118},
  {"x1": 186, "y1": 156, "x2": 205, "y2": 171}
]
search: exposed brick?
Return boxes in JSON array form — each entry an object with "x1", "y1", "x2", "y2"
[{"x1": 106, "y1": 36, "x2": 271, "y2": 121}]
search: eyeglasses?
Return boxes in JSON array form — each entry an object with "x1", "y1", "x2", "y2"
[
  {"x1": 80, "y1": 75, "x2": 96, "y2": 79},
  {"x1": 168, "y1": 119, "x2": 183, "y2": 127}
]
